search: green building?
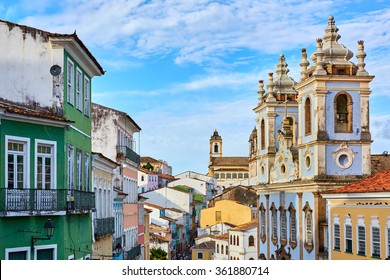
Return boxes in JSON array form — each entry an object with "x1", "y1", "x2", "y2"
[{"x1": 0, "y1": 20, "x2": 104, "y2": 260}]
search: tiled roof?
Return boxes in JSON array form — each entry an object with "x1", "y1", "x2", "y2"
[
  {"x1": 0, "y1": 19, "x2": 104, "y2": 74},
  {"x1": 150, "y1": 232, "x2": 170, "y2": 242},
  {"x1": 158, "y1": 173, "x2": 176, "y2": 180},
  {"x1": 141, "y1": 156, "x2": 160, "y2": 164},
  {"x1": 0, "y1": 100, "x2": 72, "y2": 123},
  {"x1": 211, "y1": 156, "x2": 249, "y2": 166},
  {"x1": 191, "y1": 241, "x2": 215, "y2": 250},
  {"x1": 324, "y1": 167, "x2": 390, "y2": 194},
  {"x1": 229, "y1": 220, "x2": 258, "y2": 231},
  {"x1": 139, "y1": 167, "x2": 156, "y2": 174},
  {"x1": 214, "y1": 233, "x2": 229, "y2": 240},
  {"x1": 371, "y1": 154, "x2": 390, "y2": 174}
]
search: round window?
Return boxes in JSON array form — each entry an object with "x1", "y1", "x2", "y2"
[
  {"x1": 305, "y1": 156, "x2": 311, "y2": 170},
  {"x1": 336, "y1": 153, "x2": 352, "y2": 169}
]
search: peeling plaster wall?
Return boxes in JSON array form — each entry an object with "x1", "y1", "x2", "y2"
[{"x1": 0, "y1": 22, "x2": 62, "y2": 109}]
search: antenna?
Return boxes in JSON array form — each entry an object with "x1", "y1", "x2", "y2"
[{"x1": 50, "y1": 65, "x2": 62, "y2": 76}]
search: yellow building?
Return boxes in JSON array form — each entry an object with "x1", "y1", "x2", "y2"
[
  {"x1": 191, "y1": 241, "x2": 215, "y2": 260},
  {"x1": 200, "y1": 200, "x2": 252, "y2": 228},
  {"x1": 322, "y1": 168, "x2": 390, "y2": 260}
]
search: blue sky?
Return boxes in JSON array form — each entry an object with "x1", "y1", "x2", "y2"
[{"x1": 1, "y1": 0, "x2": 390, "y2": 175}]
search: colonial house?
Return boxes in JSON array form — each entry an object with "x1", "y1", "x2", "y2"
[
  {"x1": 228, "y1": 220, "x2": 258, "y2": 260},
  {"x1": 91, "y1": 153, "x2": 118, "y2": 260},
  {"x1": 199, "y1": 200, "x2": 253, "y2": 228},
  {"x1": 138, "y1": 167, "x2": 158, "y2": 193},
  {"x1": 92, "y1": 103, "x2": 142, "y2": 260},
  {"x1": 253, "y1": 16, "x2": 376, "y2": 260},
  {"x1": 321, "y1": 168, "x2": 390, "y2": 260},
  {"x1": 168, "y1": 177, "x2": 214, "y2": 201},
  {"x1": 213, "y1": 233, "x2": 229, "y2": 260},
  {"x1": 0, "y1": 19, "x2": 104, "y2": 260},
  {"x1": 190, "y1": 241, "x2": 215, "y2": 260}
]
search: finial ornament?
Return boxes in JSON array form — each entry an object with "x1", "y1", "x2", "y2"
[
  {"x1": 257, "y1": 80, "x2": 265, "y2": 104},
  {"x1": 300, "y1": 48, "x2": 309, "y2": 81},
  {"x1": 313, "y1": 38, "x2": 327, "y2": 75},
  {"x1": 356, "y1": 40, "x2": 369, "y2": 76}
]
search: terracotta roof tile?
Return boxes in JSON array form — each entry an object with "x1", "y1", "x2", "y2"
[
  {"x1": 229, "y1": 220, "x2": 258, "y2": 231},
  {"x1": 0, "y1": 100, "x2": 72, "y2": 123},
  {"x1": 371, "y1": 154, "x2": 390, "y2": 174},
  {"x1": 211, "y1": 156, "x2": 249, "y2": 166},
  {"x1": 324, "y1": 167, "x2": 390, "y2": 194},
  {"x1": 191, "y1": 241, "x2": 215, "y2": 250},
  {"x1": 214, "y1": 233, "x2": 229, "y2": 240}
]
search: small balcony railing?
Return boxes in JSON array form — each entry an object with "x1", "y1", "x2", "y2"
[
  {"x1": 94, "y1": 217, "x2": 115, "y2": 238},
  {"x1": 0, "y1": 188, "x2": 67, "y2": 212},
  {"x1": 117, "y1": 146, "x2": 140, "y2": 166},
  {"x1": 0, "y1": 188, "x2": 95, "y2": 214},
  {"x1": 125, "y1": 245, "x2": 141, "y2": 260},
  {"x1": 68, "y1": 189, "x2": 95, "y2": 212}
]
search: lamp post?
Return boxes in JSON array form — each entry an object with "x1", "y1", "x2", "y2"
[{"x1": 31, "y1": 219, "x2": 56, "y2": 251}]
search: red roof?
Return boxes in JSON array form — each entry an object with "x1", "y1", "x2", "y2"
[{"x1": 324, "y1": 168, "x2": 390, "y2": 194}]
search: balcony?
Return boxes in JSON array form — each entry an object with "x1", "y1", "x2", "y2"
[
  {"x1": 117, "y1": 146, "x2": 140, "y2": 166},
  {"x1": 94, "y1": 217, "x2": 115, "y2": 239},
  {"x1": 0, "y1": 188, "x2": 67, "y2": 213},
  {"x1": 125, "y1": 245, "x2": 141, "y2": 260},
  {"x1": 67, "y1": 190, "x2": 95, "y2": 212},
  {"x1": 0, "y1": 188, "x2": 95, "y2": 215}
]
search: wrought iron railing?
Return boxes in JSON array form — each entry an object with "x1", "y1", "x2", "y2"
[
  {"x1": 117, "y1": 146, "x2": 140, "y2": 165},
  {"x1": 0, "y1": 188, "x2": 95, "y2": 213},
  {"x1": 125, "y1": 245, "x2": 141, "y2": 260},
  {"x1": 0, "y1": 188, "x2": 67, "y2": 212},
  {"x1": 68, "y1": 189, "x2": 95, "y2": 212},
  {"x1": 94, "y1": 217, "x2": 115, "y2": 238}
]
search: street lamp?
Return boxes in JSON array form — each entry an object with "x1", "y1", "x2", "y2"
[{"x1": 31, "y1": 219, "x2": 56, "y2": 251}]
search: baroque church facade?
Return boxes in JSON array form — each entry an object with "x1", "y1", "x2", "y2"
[{"x1": 252, "y1": 16, "x2": 374, "y2": 260}]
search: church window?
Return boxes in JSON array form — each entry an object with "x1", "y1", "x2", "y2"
[
  {"x1": 221, "y1": 173, "x2": 225, "y2": 179},
  {"x1": 215, "y1": 173, "x2": 219, "y2": 179},
  {"x1": 303, "y1": 202, "x2": 313, "y2": 252},
  {"x1": 270, "y1": 203, "x2": 278, "y2": 245},
  {"x1": 260, "y1": 203, "x2": 266, "y2": 243},
  {"x1": 305, "y1": 156, "x2": 311, "y2": 170},
  {"x1": 249, "y1": 236, "x2": 255, "y2": 247},
  {"x1": 232, "y1": 173, "x2": 237, "y2": 179},
  {"x1": 304, "y1": 97, "x2": 312, "y2": 135},
  {"x1": 260, "y1": 119, "x2": 265, "y2": 150},
  {"x1": 279, "y1": 206, "x2": 287, "y2": 246},
  {"x1": 227, "y1": 173, "x2": 231, "y2": 179},
  {"x1": 244, "y1": 173, "x2": 249, "y2": 178},
  {"x1": 221, "y1": 245, "x2": 224, "y2": 255},
  {"x1": 238, "y1": 173, "x2": 243, "y2": 178},
  {"x1": 237, "y1": 236, "x2": 239, "y2": 246},
  {"x1": 288, "y1": 203, "x2": 297, "y2": 249},
  {"x1": 334, "y1": 92, "x2": 353, "y2": 133},
  {"x1": 214, "y1": 143, "x2": 219, "y2": 153}
]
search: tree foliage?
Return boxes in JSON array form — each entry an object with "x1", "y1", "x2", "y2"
[{"x1": 150, "y1": 247, "x2": 167, "y2": 260}]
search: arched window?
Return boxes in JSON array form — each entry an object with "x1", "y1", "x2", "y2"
[
  {"x1": 280, "y1": 206, "x2": 287, "y2": 246},
  {"x1": 249, "y1": 236, "x2": 255, "y2": 247},
  {"x1": 244, "y1": 173, "x2": 249, "y2": 178},
  {"x1": 260, "y1": 203, "x2": 266, "y2": 243},
  {"x1": 237, "y1": 236, "x2": 239, "y2": 246},
  {"x1": 303, "y1": 202, "x2": 313, "y2": 252},
  {"x1": 226, "y1": 173, "x2": 231, "y2": 179},
  {"x1": 260, "y1": 119, "x2": 265, "y2": 150},
  {"x1": 335, "y1": 92, "x2": 353, "y2": 133},
  {"x1": 214, "y1": 143, "x2": 219, "y2": 153},
  {"x1": 233, "y1": 235, "x2": 236, "y2": 245},
  {"x1": 221, "y1": 173, "x2": 225, "y2": 179},
  {"x1": 221, "y1": 245, "x2": 224, "y2": 255},
  {"x1": 270, "y1": 202, "x2": 278, "y2": 245},
  {"x1": 230, "y1": 235, "x2": 232, "y2": 245},
  {"x1": 238, "y1": 173, "x2": 243, "y2": 178},
  {"x1": 305, "y1": 97, "x2": 311, "y2": 135},
  {"x1": 226, "y1": 246, "x2": 228, "y2": 255},
  {"x1": 288, "y1": 202, "x2": 297, "y2": 249},
  {"x1": 232, "y1": 173, "x2": 237, "y2": 178},
  {"x1": 217, "y1": 244, "x2": 219, "y2": 254}
]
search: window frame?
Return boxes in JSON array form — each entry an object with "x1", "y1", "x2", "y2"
[
  {"x1": 76, "y1": 67, "x2": 83, "y2": 111},
  {"x1": 304, "y1": 96, "x2": 312, "y2": 135},
  {"x1": 35, "y1": 139, "x2": 56, "y2": 190},
  {"x1": 84, "y1": 76, "x2": 90, "y2": 116},
  {"x1": 6, "y1": 136, "x2": 30, "y2": 189},
  {"x1": 371, "y1": 218, "x2": 381, "y2": 259},
  {"x1": 67, "y1": 145, "x2": 74, "y2": 190},
  {"x1": 5, "y1": 246, "x2": 31, "y2": 260},
  {"x1": 67, "y1": 59, "x2": 74, "y2": 105}
]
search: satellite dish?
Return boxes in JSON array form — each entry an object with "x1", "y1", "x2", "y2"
[{"x1": 50, "y1": 65, "x2": 62, "y2": 76}]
